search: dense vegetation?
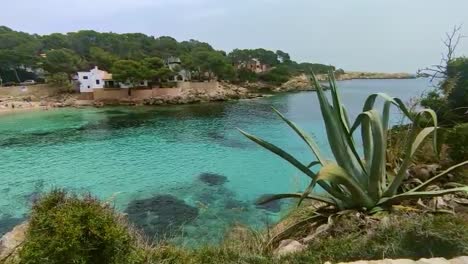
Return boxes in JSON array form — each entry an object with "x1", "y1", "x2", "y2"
[
  {"x1": 421, "y1": 57, "x2": 468, "y2": 124},
  {"x1": 0, "y1": 26, "x2": 334, "y2": 85},
  {"x1": 5, "y1": 191, "x2": 468, "y2": 264},
  {"x1": 16, "y1": 190, "x2": 143, "y2": 264}
]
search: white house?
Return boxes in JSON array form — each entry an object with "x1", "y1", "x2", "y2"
[
  {"x1": 76, "y1": 66, "x2": 148, "y2": 93},
  {"x1": 77, "y1": 66, "x2": 111, "y2": 93}
]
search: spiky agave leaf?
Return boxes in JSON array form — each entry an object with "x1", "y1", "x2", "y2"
[
  {"x1": 378, "y1": 187, "x2": 468, "y2": 206},
  {"x1": 311, "y1": 74, "x2": 367, "y2": 187},
  {"x1": 316, "y1": 163, "x2": 374, "y2": 209},
  {"x1": 350, "y1": 110, "x2": 386, "y2": 201},
  {"x1": 272, "y1": 107, "x2": 327, "y2": 165},
  {"x1": 256, "y1": 193, "x2": 337, "y2": 207},
  {"x1": 238, "y1": 129, "x2": 317, "y2": 180}
]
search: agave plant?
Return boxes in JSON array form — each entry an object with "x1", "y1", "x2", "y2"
[{"x1": 240, "y1": 73, "x2": 468, "y2": 212}]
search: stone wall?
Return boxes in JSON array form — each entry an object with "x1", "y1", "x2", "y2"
[
  {"x1": 152, "y1": 88, "x2": 182, "y2": 97},
  {"x1": 93, "y1": 88, "x2": 129, "y2": 101},
  {"x1": 91, "y1": 82, "x2": 222, "y2": 101},
  {"x1": 177, "y1": 81, "x2": 219, "y2": 92},
  {"x1": 0, "y1": 84, "x2": 62, "y2": 98},
  {"x1": 78, "y1": 92, "x2": 94, "y2": 100},
  {"x1": 130, "y1": 89, "x2": 153, "y2": 100}
]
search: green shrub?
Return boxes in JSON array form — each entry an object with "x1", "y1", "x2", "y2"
[
  {"x1": 237, "y1": 68, "x2": 259, "y2": 82},
  {"x1": 446, "y1": 123, "x2": 468, "y2": 163},
  {"x1": 18, "y1": 190, "x2": 143, "y2": 264},
  {"x1": 46, "y1": 72, "x2": 73, "y2": 92},
  {"x1": 259, "y1": 65, "x2": 292, "y2": 85},
  {"x1": 420, "y1": 90, "x2": 458, "y2": 125}
]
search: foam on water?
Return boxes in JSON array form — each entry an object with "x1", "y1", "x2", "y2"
[{"x1": 0, "y1": 79, "x2": 431, "y2": 245}]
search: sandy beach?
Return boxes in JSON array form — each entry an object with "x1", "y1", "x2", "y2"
[{"x1": 0, "y1": 101, "x2": 49, "y2": 115}]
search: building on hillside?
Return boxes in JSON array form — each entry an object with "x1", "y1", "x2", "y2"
[
  {"x1": 76, "y1": 66, "x2": 112, "y2": 93},
  {"x1": 165, "y1": 57, "x2": 191, "y2": 82},
  {"x1": 235, "y1": 58, "x2": 269, "y2": 73},
  {"x1": 75, "y1": 66, "x2": 148, "y2": 93}
]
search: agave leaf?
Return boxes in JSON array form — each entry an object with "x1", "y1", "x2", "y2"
[
  {"x1": 311, "y1": 74, "x2": 366, "y2": 186},
  {"x1": 317, "y1": 180, "x2": 352, "y2": 204},
  {"x1": 362, "y1": 93, "x2": 412, "y2": 120},
  {"x1": 341, "y1": 106, "x2": 352, "y2": 133},
  {"x1": 256, "y1": 193, "x2": 337, "y2": 206},
  {"x1": 295, "y1": 161, "x2": 325, "y2": 206},
  {"x1": 378, "y1": 187, "x2": 468, "y2": 206},
  {"x1": 272, "y1": 107, "x2": 327, "y2": 166},
  {"x1": 410, "y1": 127, "x2": 435, "y2": 155},
  {"x1": 410, "y1": 160, "x2": 468, "y2": 192},
  {"x1": 316, "y1": 164, "x2": 374, "y2": 209},
  {"x1": 239, "y1": 129, "x2": 317, "y2": 180},
  {"x1": 350, "y1": 110, "x2": 386, "y2": 201}
]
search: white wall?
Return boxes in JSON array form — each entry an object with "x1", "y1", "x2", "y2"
[{"x1": 77, "y1": 67, "x2": 105, "y2": 93}]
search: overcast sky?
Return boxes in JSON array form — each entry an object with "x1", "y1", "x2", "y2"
[{"x1": 1, "y1": 0, "x2": 467, "y2": 72}]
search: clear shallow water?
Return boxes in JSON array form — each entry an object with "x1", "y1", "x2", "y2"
[{"x1": 0, "y1": 79, "x2": 430, "y2": 245}]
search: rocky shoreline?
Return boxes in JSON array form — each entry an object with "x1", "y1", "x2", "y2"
[
  {"x1": 324, "y1": 71, "x2": 416, "y2": 81},
  {"x1": 0, "y1": 73, "x2": 415, "y2": 114}
]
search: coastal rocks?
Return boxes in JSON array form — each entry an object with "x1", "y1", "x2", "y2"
[
  {"x1": 124, "y1": 195, "x2": 199, "y2": 241},
  {"x1": 0, "y1": 221, "x2": 28, "y2": 261},
  {"x1": 320, "y1": 71, "x2": 416, "y2": 81},
  {"x1": 277, "y1": 74, "x2": 313, "y2": 92},
  {"x1": 140, "y1": 83, "x2": 261, "y2": 106},
  {"x1": 274, "y1": 239, "x2": 307, "y2": 257},
  {"x1": 408, "y1": 164, "x2": 440, "y2": 181},
  {"x1": 198, "y1": 173, "x2": 229, "y2": 186}
]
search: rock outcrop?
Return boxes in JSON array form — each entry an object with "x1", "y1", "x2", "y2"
[
  {"x1": 276, "y1": 74, "x2": 313, "y2": 92},
  {"x1": 0, "y1": 222, "x2": 28, "y2": 261},
  {"x1": 274, "y1": 239, "x2": 307, "y2": 257},
  {"x1": 142, "y1": 82, "x2": 262, "y2": 105}
]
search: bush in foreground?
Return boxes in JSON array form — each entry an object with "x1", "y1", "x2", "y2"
[
  {"x1": 18, "y1": 190, "x2": 143, "y2": 264},
  {"x1": 8, "y1": 191, "x2": 468, "y2": 264}
]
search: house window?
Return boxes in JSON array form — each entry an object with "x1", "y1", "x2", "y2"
[
  {"x1": 83, "y1": 76, "x2": 88, "y2": 80},
  {"x1": 96, "y1": 80, "x2": 100, "y2": 85}
]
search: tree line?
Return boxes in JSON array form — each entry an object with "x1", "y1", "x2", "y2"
[{"x1": 0, "y1": 26, "x2": 335, "y2": 85}]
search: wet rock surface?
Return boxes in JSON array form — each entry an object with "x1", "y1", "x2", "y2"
[
  {"x1": 0, "y1": 221, "x2": 28, "y2": 260},
  {"x1": 125, "y1": 195, "x2": 199, "y2": 241}
]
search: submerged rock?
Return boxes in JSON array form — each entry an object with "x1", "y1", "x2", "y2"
[
  {"x1": 198, "y1": 173, "x2": 228, "y2": 186},
  {"x1": 256, "y1": 194, "x2": 282, "y2": 213},
  {"x1": 125, "y1": 195, "x2": 198, "y2": 241}
]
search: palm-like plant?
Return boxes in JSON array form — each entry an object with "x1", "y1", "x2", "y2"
[{"x1": 240, "y1": 74, "x2": 468, "y2": 212}]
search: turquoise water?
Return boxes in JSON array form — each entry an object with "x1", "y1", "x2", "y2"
[{"x1": 0, "y1": 79, "x2": 430, "y2": 245}]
